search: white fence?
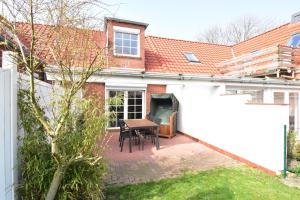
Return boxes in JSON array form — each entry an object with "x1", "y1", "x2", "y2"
[
  {"x1": 167, "y1": 84, "x2": 289, "y2": 174},
  {"x1": 0, "y1": 53, "x2": 18, "y2": 200},
  {"x1": 0, "y1": 51, "x2": 59, "y2": 200}
]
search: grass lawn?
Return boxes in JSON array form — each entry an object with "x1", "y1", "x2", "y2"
[{"x1": 105, "y1": 166, "x2": 300, "y2": 200}]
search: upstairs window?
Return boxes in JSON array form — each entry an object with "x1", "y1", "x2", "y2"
[
  {"x1": 183, "y1": 52, "x2": 200, "y2": 63},
  {"x1": 114, "y1": 28, "x2": 139, "y2": 57},
  {"x1": 288, "y1": 33, "x2": 300, "y2": 47}
]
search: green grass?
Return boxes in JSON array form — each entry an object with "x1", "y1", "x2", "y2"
[{"x1": 105, "y1": 166, "x2": 300, "y2": 200}]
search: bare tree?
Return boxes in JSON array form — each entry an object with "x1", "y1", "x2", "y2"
[
  {"x1": 198, "y1": 16, "x2": 277, "y2": 45},
  {"x1": 0, "y1": 0, "x2": 115, "y2": 199}
]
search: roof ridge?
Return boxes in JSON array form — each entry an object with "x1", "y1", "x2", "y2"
[
  {"x1": 233, "y1": 22, "x2": 290, "y2": 47},
  {"x1": 146, "y1": 35, "x2": 232, "y2": 48},
  {"x1": 15, "y1": 22, "x2": 104, "y2": 33}
]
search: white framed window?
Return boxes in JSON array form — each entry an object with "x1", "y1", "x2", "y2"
[
  {"x1": 113, "y1": 26, "x2": 140, "y2": 57},
  {"x1": 107, "y1": 90, "x2": 145, "y2": 127}
]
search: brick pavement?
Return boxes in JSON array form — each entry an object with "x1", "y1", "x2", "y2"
[{"x1": 103, "y1": 131, "x2": 240, "y2": 186}]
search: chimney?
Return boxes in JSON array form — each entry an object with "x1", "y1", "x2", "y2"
[{"x1": 291, "y1": 11, "x2": 300, "y2": 23}]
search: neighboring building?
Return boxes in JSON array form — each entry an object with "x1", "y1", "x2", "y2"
[{"x1": 2, "y1": 13, "x2": 300, "y2": 174}]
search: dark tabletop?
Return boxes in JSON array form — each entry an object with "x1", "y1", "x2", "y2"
[{"x1": 124, "y1": 119, "x2": 159, "y2": 129}]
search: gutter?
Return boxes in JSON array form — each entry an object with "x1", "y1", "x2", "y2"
[
  {"x1": 45, "y1": 67, "x2": 300, "y2": 87},
  {"x1": 93, "y1": 69, "x2": 300, "y2": 87}
]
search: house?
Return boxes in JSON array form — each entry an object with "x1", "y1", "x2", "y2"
[{"x1": 2, "y1": 13, "x2": 300, "y2": 175}]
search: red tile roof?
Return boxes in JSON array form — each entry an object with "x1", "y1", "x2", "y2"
[
  {"x1": 232, "y1": 22, "x2": 300, "y2": 56},
  {"x1": 9, "y1": 20, "x2": 300, "y2": 75},
  {"x1": 145, "y1": 36, "x2": 232, "y2": 75},
  {"x1": 15, "y1": 23, "x2": 106, "y2": 67}
]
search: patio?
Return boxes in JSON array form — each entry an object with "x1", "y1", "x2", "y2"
[{"x1": 103, "y1": 131, "x2": 240, "y2": 186}]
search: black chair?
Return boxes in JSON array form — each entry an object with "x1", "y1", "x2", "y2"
[
  {"x1": 143, "y1": 117, "x2": 161, "y2": 144},
  {"x1": 135, "y1": 130, "x2": 145, "y2": 150},
  {"x1": 118, "y1": 119, "x2": 141, "y2": 152}
]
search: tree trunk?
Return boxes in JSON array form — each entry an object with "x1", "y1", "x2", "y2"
[{"x1": 46, "y1": 165, "x2": 65, "y2": 200}]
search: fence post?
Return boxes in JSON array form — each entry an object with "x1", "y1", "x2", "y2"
[{"x1": 283, "y1": 124, "x2": 287, "y2": 178}]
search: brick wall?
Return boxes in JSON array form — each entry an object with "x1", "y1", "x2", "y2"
[
  {"x1": 83, "y1": 82, "x2": 105, "y2": 108},
  {"x1": 146, "y1": 84, "x2": 166, "y2": 113},
  {"x1": 106, "y1": 19, "x2": 146, "y2": 70}
]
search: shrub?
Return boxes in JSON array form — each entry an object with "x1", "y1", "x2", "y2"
[
  {"x1": 287, "y1": 130, "x2": 297, "y2": 158},
  {"x1": 290, "y1": 163, "x2": 300, "y2": 176},
  {"x1": 294, "y1": 143, "x2": 300, "y2": 161},
  {"x1": 17, "y1": 89, "x2": 108, "y2": 199},
  {"x1": 17, "y1": 89, "x2": 55, "y2": 199}
]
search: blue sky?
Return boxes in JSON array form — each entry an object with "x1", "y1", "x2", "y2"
[{"x1": 107, "y1": 0, "x2": 299, "y2": 41}]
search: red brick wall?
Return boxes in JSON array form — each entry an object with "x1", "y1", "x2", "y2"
[
  {"x1": 83, "y1": 82, "x2": 105, "y2": 108},
  {"x1": 146, "y1": 84, "x2": 166, "y2": 114},
  {"x1": 106, "y1": 20, "x2": 146, "y2": 69}
]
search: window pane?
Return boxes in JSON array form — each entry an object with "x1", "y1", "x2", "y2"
[
  {"x1": 123, "y1": 33, "x2": 130, "y2": 39},
  {"x1": 128, "y1": 106, "x2": 135, "y2": 112},
  {"x1": 136, "y1": 98, "x2": 142, "y2": 105},
  {"x1": 117, "y1": 113, "x2": 124, "y2": 120},
  {"x1": 109, "y1": 106, "x2": 116, "y2": 112},
  {"x1": 110, "y1": 120, "x2": 117, "y2": 127},
  {"x1": 131, "y1": 34, "x2": 138, "y2": 41},
  {"x1": 123, "y1": 47, "x2": 130, "y2": 54},
  {"x1": 109, "y1": 91, "x2": 116, "y2": 97},
  {"x1": 115, "y1": 46, "x2": 122, "y2": 54},
  {"x1": 123, "y1": 39, "x2": 130, "y2": 47},
  {"x1": 115, "y1": 39, "x2": 122, "y2": 46},
  {"x1": 136, "y1": 106, "x2": 142, "y2": 112},
  {"x1": 128, "y1": 98, "x2": 134, "y2": 105},
  {"x1": 131, "y1": 40, "x2": 137, "y2": 47},
  {"x1": 288, "y1": 34, "x2": 300, "y2": 47},
  {"x1": 117, "y1": 106, "x2": 124, "y2": 112},
  {"x1": 136, "y1": 113, "x2": 142, "y2": 119},
  {"x1": 131, "y1": 48, "x2": 138, "y2": 55},
  {"x1": 135, "y1": 91, "x2": 142, "y2": 98},
  {"x1": 128, "y1": 113, "x2": 135, "y2": 119},
  {"x1": 183, "y1": 52, "x2": 200, "y2": 62},
  {"x1": 115, "y1": 32, "x2": 122, "y2": 39},
  {"x1": 128, "y1": 91, "x2": 135, "y2": 98}
]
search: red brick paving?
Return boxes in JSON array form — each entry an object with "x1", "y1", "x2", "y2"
[{"x1": 103, "y1": 131, "x2": 240, "y2": 186}]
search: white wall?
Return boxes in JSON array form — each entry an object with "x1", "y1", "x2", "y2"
[{"x1": 167, "y1": 84, "x2": 289, "y2": 174}]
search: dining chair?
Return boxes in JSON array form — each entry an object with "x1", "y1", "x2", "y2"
[
  {"x1": 118, "y1": 119, "x2": 139, "y2": 152},
  {"x1": 144, "y1": 117, "x2": 161, "y2": 144}
]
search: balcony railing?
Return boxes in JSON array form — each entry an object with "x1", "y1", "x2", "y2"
[{"x1": 218, "y1": 45, "x2": 300, "y2": 78}]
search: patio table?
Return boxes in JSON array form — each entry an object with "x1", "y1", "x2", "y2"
[{"x1": 124, "y1": 119, "x2": 160, "y2": 153}]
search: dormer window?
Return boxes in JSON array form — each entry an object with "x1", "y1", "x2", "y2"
[
  {"x1": 183, "y1": 52, "x2": 200, "y2": 63},
  {"x1": 288, "y1": 33, "x2": 300, "y2": 47},
  {"x1": 113, "y1": 26, "x2": 140, "y2": 57}
]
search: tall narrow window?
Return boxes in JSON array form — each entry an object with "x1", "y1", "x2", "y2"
[
  {"x1": 114, "y1": 31, "x2": 139, "y2": 56},
  {"x1": 107, "y1": 90, "x2": 144, "y2": 127}
]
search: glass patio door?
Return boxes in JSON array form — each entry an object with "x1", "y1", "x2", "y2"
[{"x1": 107, "y1": 90, "x2": 144, "y2": 127}]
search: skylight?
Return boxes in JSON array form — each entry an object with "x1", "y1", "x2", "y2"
[
  {"x1": 288, "y1": 33, "x2": 300, "y2": 47},
  {"x1": 183, "y1": 52, "x2": 200, "y2": 63}
]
